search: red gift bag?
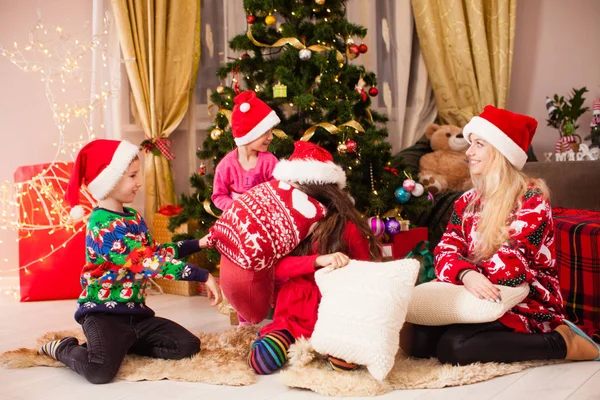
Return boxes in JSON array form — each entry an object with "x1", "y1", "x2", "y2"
[
  {"x1": 14, "y1": 162, "x2": 93, "y2": 302},
  {"x1": 381, "y1": 227, "x2": 429, "y2": 260}
]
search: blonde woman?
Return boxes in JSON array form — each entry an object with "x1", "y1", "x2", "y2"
[{"x1": 403, "y1": 106, "x2": 600, "y2": 365}]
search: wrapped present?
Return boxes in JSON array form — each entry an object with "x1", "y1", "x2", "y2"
[
  {"x1": 553, "y1": 208, "x2": 600, "y2": 342},
  {"x1": 154, "y1": 278, "x2": 198, "y2": 296},
  {"x1": 381, "y1": 227, "x2": 428, "y2": 260},
  {"x1": 15, "y1": 162, "x2": 93, "y2": 302}
]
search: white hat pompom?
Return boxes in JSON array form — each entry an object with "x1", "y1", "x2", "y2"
[
  {"x1": 240, "y1": 102, "x2": 250, "y2": 113},
  {"x1": 70, "y1": 205, "x2": 85, "y2": 220}
]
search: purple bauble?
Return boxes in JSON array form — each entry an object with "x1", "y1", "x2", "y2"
[
  {"x1": 402, "y1": 179, "x2": 416, "y2": 192},
  {"x1": 368, "y1": 217, "x2": 385, "y2": 237},
  {"x1": 384, "y1": 218, "x2": 401, "y2": 236}
]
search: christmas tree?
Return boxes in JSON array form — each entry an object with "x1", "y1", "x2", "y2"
[{"x1": 170, "y1": 0, "x2": 431, "y2": 266}]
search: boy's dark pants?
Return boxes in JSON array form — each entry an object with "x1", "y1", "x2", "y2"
[{"x1": 56, "y1": 313, "x2": 200, "y2": 384}]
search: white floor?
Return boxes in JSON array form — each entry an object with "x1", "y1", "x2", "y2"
[{"x1": 1, "y1": 288, "x2": 599, "y2": 400}]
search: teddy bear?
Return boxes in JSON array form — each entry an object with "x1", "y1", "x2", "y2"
[{"x1": 418, "y1": 123, "x2": 472, "y2": 195}]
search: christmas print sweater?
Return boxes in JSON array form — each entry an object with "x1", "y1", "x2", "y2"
[
  {"x1": 74, "y1": 207, "x2": 209, "y2": 322},
  {"x1": 435, "y1": 187, "x2": 565, "y2": 334}
]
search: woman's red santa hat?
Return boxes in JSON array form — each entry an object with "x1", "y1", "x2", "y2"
[
  {"x1": 463, "y1": 105, "x2": 537, "y2": 170},
  {"x1": 273, "y1": 141, "x2": 346, "y2": 188},
  {"x1": 231, "y1": 90, "x2": 281, "y2": 146},
  {"x1": 66, "y1": 139, "x2": 140, "y2": 219}
]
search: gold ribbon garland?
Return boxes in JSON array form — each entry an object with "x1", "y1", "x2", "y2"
[
  {"x1": 247, "y1": 27, "x2": 345, "y2": 64},
  {"x1": 196, "y1": 193, "x2": 221, "y2": 219},
  {"x1": 301, "y1": 120, "x2": 365, "y2": 142}
]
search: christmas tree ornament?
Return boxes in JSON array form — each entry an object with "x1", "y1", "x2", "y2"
[
  {"x1": 368, "y1": 217, "x2": 385, "y2": 237},
  {"x1": 241, "y1": 53, "x2": 250, "y2": 60},
  {"x1": 210, "y1": 127, "x2": 223, "y2": 141},
  {"x1": 265, "y1": 14, "x2": 277, "y2": 25},
  {"x1": 337, "y1": 143, "x2": 348, "y2": 154},
  {"x1": 199, "y1": 162, "x2": 206, "y2": 175},
  {"x1": 247, "y1": 15, "x2": 255, "y2": 24},
  {"x1": 358, "y1": 43, "x2": 368, "y2": 53},
  {"x1": 349, "y1": 44, "x2": 360, "y2": 55},
  {"x1": 360, "y1": 90, "x2": 367, "y2": 102},
  {"x1": 345, "y1": 139, "x2": 357, "y2": 153},
  {"x1": 315, "y1": 0, "x2": 326, "y2": 5},
  {"x1": 299, "y1": 48, "x2": 312, "y2": 61},
  {"x1": 411, "y1": 183, "x2": 425, "y2": 197},
  {"x1": 394, "y1": 187, "x2": 411, "y2": 204},
  {"x1": 216, "y1": 85, "x2": 225, "y2": 94},
  {"x1": 384, "y1": 218, "x2": 401, "y2": 236},
  {"x1": 368, "y1": 87, "x2": 379, "y2": 97},
  {"x1": 273, "y1": 82, "x2": 288, "y2": 98},
  {"x1": 402, "y1": 179, "x2": 416, "y2": 192}
]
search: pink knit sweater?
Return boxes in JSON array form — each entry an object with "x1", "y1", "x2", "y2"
[{"x1": 212, "y1": 149, "x2": 278, "y2": 211}]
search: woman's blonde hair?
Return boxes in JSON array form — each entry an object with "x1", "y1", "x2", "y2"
[{"x1": 466, "y1": 146, "x2": 549, "y2": 264}]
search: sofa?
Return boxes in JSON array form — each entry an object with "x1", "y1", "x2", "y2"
[{"x1": 393, "y1": 135, "x2": 600, "y2": 249}]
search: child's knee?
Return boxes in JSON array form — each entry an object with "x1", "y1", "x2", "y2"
[
  {"x1": 172, "y1": 337, "x2": 201, "y2": 359},
  {"x1": 85, "y1": 364, "x2": 117, "y2": 384}
]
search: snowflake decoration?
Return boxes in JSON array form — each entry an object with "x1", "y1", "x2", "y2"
[{"x1": 105, "y1": 301, "x2": 117, "y2": 309}]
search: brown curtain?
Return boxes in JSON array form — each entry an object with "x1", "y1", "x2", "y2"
[
  {"x1": 412, "y1": 0, "x2": 517, "y2": 126},
  {"x1": 111, "y1": 0, "x2": 201, "y2": 225}
]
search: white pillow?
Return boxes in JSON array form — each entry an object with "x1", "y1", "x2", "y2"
[
  {"x1": 406, "y1": 281, "x2": 530, "y2": 326},
  {"x1": 310, "y1": 259, "x2": 420, "y2": 381}
]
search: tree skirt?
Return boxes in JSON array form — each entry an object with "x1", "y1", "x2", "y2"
[
  {"x1": 0, "y1": 326, "x2": 260, "y2": 386},
  {"x1": 280, "y1": 339, "x2": 564, "y2": 397}
]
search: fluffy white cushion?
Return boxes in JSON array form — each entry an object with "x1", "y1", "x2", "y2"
[
  {"x1": 310, "y1": 259, "x2": 420, "y2": 381},
  {"x1": 406, "y1": 281, "x2": 530, "y2": 326}
]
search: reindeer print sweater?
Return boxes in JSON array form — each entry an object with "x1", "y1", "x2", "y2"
[
  {"x1": 435, "y1": 188, "x2": 565, "y2": 333},
  {"x1": 74, "y1": 207, "x2": 209, "y2": 323}
]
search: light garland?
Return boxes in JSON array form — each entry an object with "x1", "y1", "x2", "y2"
[{"x1": 0, "y1": 10, "x2": 114, "y2": 289}]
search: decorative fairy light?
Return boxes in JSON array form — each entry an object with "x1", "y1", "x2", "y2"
[{"x1": 0, "y1": 10, "x2": 114, "y2": 288}]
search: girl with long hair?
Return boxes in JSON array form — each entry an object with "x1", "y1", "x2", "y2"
[
  {"x1": 247, "y1": 142, "x2": 380, "y2": 375},
  {"x1": 402, "y1": 106, "x2": 600, "y2": 365}
]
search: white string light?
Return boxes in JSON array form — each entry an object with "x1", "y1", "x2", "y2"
[{"x1": 0, "y1": 10, "x2": 115, "y2": 295}]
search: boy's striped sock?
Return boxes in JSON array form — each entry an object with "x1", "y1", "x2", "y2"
[
  {"x1": 38, "y1": 337, "x2": 75, "y2": 360},
  {"x1": 248, "y1": 330, "x2": 294, "y2": 375},
  {"x1": 326, "y1": 355, "x2": 360, "y2": 372}
]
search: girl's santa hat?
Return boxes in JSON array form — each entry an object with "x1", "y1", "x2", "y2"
[
  {"x1": 463, "y1": 105, "x2": 537, "y2": 170},
  {"x1": 66, "y1": 139, "x2": 140, "y2": 219},
  {"x1": 273, "y1": 141, "x2": 346, "y2": 188},
  {"x1": 231, "y1": 90, "x2": 281, "y2": 146}
]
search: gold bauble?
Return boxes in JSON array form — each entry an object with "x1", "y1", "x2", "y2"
[
  {"x1": 210, "y1": 127, "x2": 223, "y2": 140},
  {"x1": 265, "y1": 15, "x2": 277, "y2": 25},
  {"x1": 337, "y1": 143, "x2": 348, "y2": 154},
  {"x1": 315, "y1": 0, "x2": 326, "y2": 5},
  {"x1": 216, "y1": 85, "x2": 225, "y2": 94}
]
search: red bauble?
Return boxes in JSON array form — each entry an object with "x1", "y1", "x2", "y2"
[
  {"x1": 247, "y1": 15, "x2": 255, "y2": 24},
  {"x1": 349, "y1": 44, "x2": 360, "y2": 55},
  {"x1": 241, "y1": 53, "x2": 250, "y2": 60},
  {"x1": 360, "y1": 90, "x2": 368, "y2": 102},
  {"x1": 368, "y1": 87, "x2": 379, "y2": 96},
  {"x1": 346, "y1": 140, "x2": 357, "y2": 153},
  {"x1": 358, "y1": 43, "x2": 368, "y2": 53}
]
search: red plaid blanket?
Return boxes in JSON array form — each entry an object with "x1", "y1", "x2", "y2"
[{"x1": 553, "y1": 207, "x2": 600, "y2": 343}]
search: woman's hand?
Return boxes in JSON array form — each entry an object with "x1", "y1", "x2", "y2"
[
  {"x1": 315, "y1": 252, "x2": 350, "y2": 270},
  {"x1": 204, "y1": 274, "x2": 223, "y2": 306},
  {"x1": 462, "y1": 271, "x2": 502, "y2": 302}
]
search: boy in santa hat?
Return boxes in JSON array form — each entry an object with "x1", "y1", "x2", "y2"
[
  {"x1": 211, "y1": 90, "x2": 281, "y2": 326},
  {"x1": 38, "y1": 139, "x2": 222, "y2": 384}
]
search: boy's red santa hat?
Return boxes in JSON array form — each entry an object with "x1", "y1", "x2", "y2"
[
  {"x1": 66, "y1": 139, "x2": 140, "y2": 219},
  {"x1": 463, "y1": 105, "x2": 537, "y2": 170},
  {"x1": 273, "y1": 141, "x2": 346, "y2": 188},
  {"x1": 231, "y1": 90, "x2": 281, "y2": 146}
]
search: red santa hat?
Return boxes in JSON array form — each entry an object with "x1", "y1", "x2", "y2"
[
  {"x1": 231, "y1": 90, "x2": 281, "y2": 146},
  {"x1": 273, "y1": 141, "x2": 346, "y2": 188},
  {"x1": 463, "y1": 105, "x2": 537, "y2": 170},
  {"x1": 66, "y1": 139, "x2": 140, "y2": 218}
]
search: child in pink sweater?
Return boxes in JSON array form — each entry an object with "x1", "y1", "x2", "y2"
[{"x1": 212, "y1": 90, "x2": 280, "y2": 211}]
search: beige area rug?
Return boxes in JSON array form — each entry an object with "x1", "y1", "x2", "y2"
[
  {"x1": 280, "y1": 339, "x2": 565, "y2": 397},
  {"x1": 0, "y1": 326, "x2": 260, "y2": 386}
]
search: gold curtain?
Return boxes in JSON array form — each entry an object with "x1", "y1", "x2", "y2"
[
  {"x1": 111, "y1": 0, "x2": 201, "y2": 224},
  {"x1": 412, "y1": 0, "x2": 516, "y2": 126}
]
